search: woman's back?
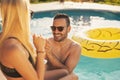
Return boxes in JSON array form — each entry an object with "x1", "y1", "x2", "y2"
[{"x1": 0, "y1": 38, "x2": 34, "y2": 80}]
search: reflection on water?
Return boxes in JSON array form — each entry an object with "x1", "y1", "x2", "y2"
[
  {"x1": 75, "y1": 55, "x2": 120, "y2": 80},
  {"x1": 72, "y1": 16, "x2": 91, "y2": 26},
  {"x1": 31, "y1": 16, "x2": 120, "y2": 38},
  {"x1": 30, "y1": 15, "x2": 120, "y2": 80}
]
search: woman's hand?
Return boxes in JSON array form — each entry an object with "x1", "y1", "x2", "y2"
[{"x1": 33, "y1": 34, "x2": 46, "y2": 53}]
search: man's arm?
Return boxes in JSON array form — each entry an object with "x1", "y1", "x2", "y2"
[
  {"x1": 44, "y1": 43, "x2": 81, "y2": 80},
  {"x1": 65, "y1": 43, "x2": 81, "y2": 73},
  {"x1": 45, "y1": 39, "x2": 67, "y2": 69},
  {"x1": 46, "y1": 52, "x2": 67, "y2": 69}
]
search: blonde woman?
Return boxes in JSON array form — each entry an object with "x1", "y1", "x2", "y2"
[{"x1": 0, "y1": 0, "x2": 46, "y2": 80}]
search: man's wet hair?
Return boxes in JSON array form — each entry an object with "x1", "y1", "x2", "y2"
[{"x1": 54, "y1": 13, "x2": 70, "y2": 27}]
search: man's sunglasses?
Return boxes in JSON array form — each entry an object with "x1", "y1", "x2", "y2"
[{"x1": 50, "y1": 26, "x2": 64, "y2": 32}]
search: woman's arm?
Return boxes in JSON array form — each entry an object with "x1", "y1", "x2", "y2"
[
  {"x1": 36, "y1": 51, "x2": 45, "y2": 80},
  {"x1": 33, "y1": 34, "x2": 46, "y2": 80}
]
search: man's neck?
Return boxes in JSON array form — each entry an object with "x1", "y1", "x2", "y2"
[{"x1": 54, "y1": 38, "x2": 71, "y2": 46}]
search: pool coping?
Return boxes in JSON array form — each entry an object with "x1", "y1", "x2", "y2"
[{"x1": 30, "y1": 1, "x2": 120, "y2": 12}]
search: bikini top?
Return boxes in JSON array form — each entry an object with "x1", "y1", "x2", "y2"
[{"x1": 0, "y1": 37, "x2": 35, "y2": 78}]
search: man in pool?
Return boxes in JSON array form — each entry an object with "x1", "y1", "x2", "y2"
[
  {"x1": 33, "y1": 13, "x2": 81, "y2": 80},
  {"x1": 44, "y1": 13, "x2": 81, "y2": 80}
]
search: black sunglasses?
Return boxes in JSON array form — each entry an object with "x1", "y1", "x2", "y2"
[{"x1": 50, "y1": 26, "x2": 64, "y2": 32}]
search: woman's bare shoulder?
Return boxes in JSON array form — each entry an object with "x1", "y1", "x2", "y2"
[
  {"x1": 1, "y1": 38, "x2": 24, "y2": 64},
  {"x1": 2, "y1": 38, "x2": 21, "y2": 52}
]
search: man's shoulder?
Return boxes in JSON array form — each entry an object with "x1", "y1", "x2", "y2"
[
  {"x1": 69, "y1": 39, "x2": 81, "y2": 55},
  {"x1": 70, "y1": 39, "x2": 81, "y2": 51},
  {"x1": 71, "y1": 39, "x2": 80, "y2": 47}
]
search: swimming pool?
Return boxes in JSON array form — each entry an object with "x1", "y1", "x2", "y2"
[
  {"x1": 33, "y1": 9, "x2": 120, "y2": 20},
  {"x1": 31, "y1": 9, "x2": 120, "y2": 38},
  {"x1": 0, "y1": 9, "x2": 120, "y2": 80},
  {"x1": 30, "y1": 9, "x2": 120, "y2": 80}
]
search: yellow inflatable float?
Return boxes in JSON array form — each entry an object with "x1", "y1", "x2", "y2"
[{"x1": 72, "y1": 27, "x2": 120, "y2": 58}]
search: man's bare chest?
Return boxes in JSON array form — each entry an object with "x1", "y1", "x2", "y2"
[{"x1": 51, "y1": 44, "x2": 72, "y2": 62}]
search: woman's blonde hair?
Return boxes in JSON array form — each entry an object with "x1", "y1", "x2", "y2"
[{"x1": 0, "y1": 0, "x2": 36, "y2": 62}]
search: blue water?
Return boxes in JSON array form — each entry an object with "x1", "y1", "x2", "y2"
[
  {"x1": 74, "y1": 56, "x2": 120, "y2": 80},
  {"x1": 33, "y1": 9, "x2": 120, "y2": 21}
]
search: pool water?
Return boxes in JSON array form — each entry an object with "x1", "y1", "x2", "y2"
[
  {"x1": 30, "y1": 9, "x2": 120, "y2": 80},
  {"x1": 75, "y1": 56, "x2": 120, "y2": 80},
  {"x1": 33, "y1": 9, "x2": 120, "y2": 21},
  {"x1": 31, "y1": 9, "x2": 120, "y2": 38},
  {"x1": 0, "y1": 9, "x2": 120, "y2": 80}
]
